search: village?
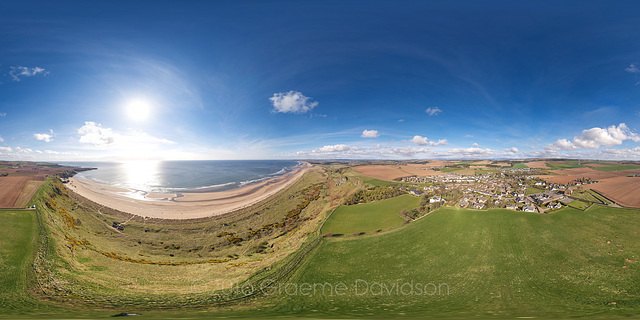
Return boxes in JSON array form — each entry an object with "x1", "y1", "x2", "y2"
[{"x1": 399, "y1": 167, "x2": 602, "y2": 214}]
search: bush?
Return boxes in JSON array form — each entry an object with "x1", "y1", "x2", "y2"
[{"x1": 343, "y1": 186, "x2": 405, "y2": 205}]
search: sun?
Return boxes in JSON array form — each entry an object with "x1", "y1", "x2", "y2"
[{"x1": 126, "y1": 99, "x2": 152, "y2": 121}]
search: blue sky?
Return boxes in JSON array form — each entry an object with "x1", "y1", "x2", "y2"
[{"x1": 1, "y1": 0, "x2": 640, "y2": 161}]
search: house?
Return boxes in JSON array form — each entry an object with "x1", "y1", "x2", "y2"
[
  {"x1": 409, "y1": 189, "x2": 423, "y2": 196},
  {"x1": 429, "y1": 195, "x2": 442, "y2": 203},
  {"x1": 458, "y1": 199, "x2": 469, "y2": 208},
  {"x1": 547, "y1": 202, "x2": 562, "y2": 210},
  {"x1": 505, "y1": 203, "x2": 518, "y2": 210},
  {"x1": 471, "y1": 202, "x2": 485, "y2": 210},
  {"x1": 523, "y1": 205, "x2": 537, "y2": 213},
  {"x1": 565, "y1": 187, "x2": 573, "y2": 196}
]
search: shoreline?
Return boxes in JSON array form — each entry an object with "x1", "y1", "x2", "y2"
[{"x1": 65, "y1": 162, "x2": 312, "y2": 220}]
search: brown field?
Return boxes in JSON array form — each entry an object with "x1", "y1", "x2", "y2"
[
  {"x1": 353, "y1": 165, "x2": 412, "y2": 180},
  {"x1": 353, "y1": 164, "x2": 444, "y2": 180},
  {"x1": 524, "y1": 161, "x2": 549, "y2": 169},
  {"x1": 14, "y1": 180, "x2": 44, "y2": 207},
  {"x1": 0, "y1": 162, "x2": 74, "y2": 180},
  {"x1": 409, "y1": 160, "x2": 449, "y2": 168},
  {"x1": 0, "y1": 176, "x2": 31, "y2": 207},
  {"x1": 589, "y1": 177, "x2": 640, "y2": 208},
  {"x1": 398, "y1": 165, "x2": 445, "y2": 176},
  {"x1": 535, "y1": 168, "x2": 627, "y2": 184}
]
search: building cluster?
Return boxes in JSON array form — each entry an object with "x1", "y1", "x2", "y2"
[{"x1": 401, "y1": 170, "x2": 576, "y2": 214}]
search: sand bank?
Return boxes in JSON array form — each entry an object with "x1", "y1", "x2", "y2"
[{"x1": 65, "y1": 162, "x2": 311, "y2": 220}]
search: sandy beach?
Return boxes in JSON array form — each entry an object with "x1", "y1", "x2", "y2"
[{"x1": 65, "y1": 162, "x2": 311, "y2": 219}]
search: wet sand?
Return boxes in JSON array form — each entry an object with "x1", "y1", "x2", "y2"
[{"x1": 66, "y1": 162, "x2": 311, "y2": 219}]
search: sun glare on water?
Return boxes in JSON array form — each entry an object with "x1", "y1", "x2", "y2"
[{"x1": 126, "y1": 99, "x2": 152, "y2": 121}]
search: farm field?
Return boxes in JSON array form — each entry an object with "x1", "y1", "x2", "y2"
[
  {"x1": 0, "y1": 176, "x2": 31, "y2": 208},
  {"x1": 513, "y1": 163, "x2": 529, "y2": 169},
  {"x1": 352, "y1": 164, "x2": 443, "y2": 181},
  {"x1": 276, "y1": 206, "x2": 640, "y2": 318},
  {"x1": 352, "y1": 165, "x2": 410, "y2": 180},
  {"x1": 322, "y1": 194, "x2": 418, "y2": 235},
  {"x1": 590, "y1": 176, "x2": 640, "y2": 207}
]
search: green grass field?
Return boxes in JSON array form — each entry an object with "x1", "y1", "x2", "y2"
[
  {"x1": 568, "y1": 199, "x2": 591, "y2": 210},
  {"x1": 513, "y1": 163, "x2": 529, "y2": 169},
  {"x1": 322, "y1": 195, "x2": 418, "y2": 235},
  {"x1": 4, "y1": 172, "x2": 640, "y2": 319},
  {"x1": 591, "y1": 164, "x2": 640, "y2": 172},
  {"x1": 275, "y1": 206, "x2": 640, "y2": 318},
  {"x1": 572, "y1": 189, "x2": 613, "y2": 205},
  {"x1": 526, "y1": 186, "x2": 544, "y2": 195},
  {"x1": 545, "y1": 160, "x2": 586, "y2": 170},
  {"x1": 0, "y1": 209, "x2": 51, "y2": 315}
]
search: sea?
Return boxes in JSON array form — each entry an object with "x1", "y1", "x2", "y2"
[{"x1": 56, "y1": 160, "x2": 301, "y2": 194}]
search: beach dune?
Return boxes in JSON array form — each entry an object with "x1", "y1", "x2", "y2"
[{"x1": 66, "y1": 162, "x2": 311, "y2": 220}]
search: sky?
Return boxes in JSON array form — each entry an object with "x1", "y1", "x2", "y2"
[{"x1": 1, "y1": 0, "x2": 640, "y2": 161}]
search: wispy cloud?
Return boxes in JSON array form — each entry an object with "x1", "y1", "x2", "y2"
[
  {"x1": 9, "y1": 66, "x2": 49, "y2": 81},
  {"x1": 0, "y1": 113, "x2": 6, "y2": 117},
  {"x1": 361, "y1": 129, "x2": 380, "y2": 138},
  {"x1": 425, "y1": 106, "x2": 442, "y2": 116},
  {"x1": 270, "y1": 91, "x2": 318, "y2": 114},
  {"x1": 625, "y1": 63, "x2": 640, "y2": 74}
]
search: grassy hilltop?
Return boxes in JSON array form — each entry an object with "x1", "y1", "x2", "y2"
[{"x1": 1, "y1": 164, "x2": 640, "y2": 319}]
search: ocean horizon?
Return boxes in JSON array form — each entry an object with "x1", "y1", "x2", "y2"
[{"x1": 57, "y1": 160, "x2": 301, "y2": 194}]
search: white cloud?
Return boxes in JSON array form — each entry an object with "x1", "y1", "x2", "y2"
[
  {"x1": 9, "y1": 66, "x2": 48, "y2": 81},
  {"x1": 16, "y1": 147, "x2": 33, "y2": 153},
  {"x1": 504, "y1": 147, "x2": 519, "y2": 153},
  {"x1": 0, "y1": 113, "x2": 6, "y2": 117},
  {"x1": 78, "y1": 122, "x2": 116, "y2": 146},
  {"x1": 408, "y1": 135, "x2": 448, "y2": 146},
  {"x1": 547, "y1": 123, "x2": 640, "y2": 150},
  {"x1": 34, "y1": 130, "x2": 54, "y2": 142},
  {"x1": 0, "y1": 136, "x2": 3, "y2": 142},
  {"x1": 465, "y1": 134, "x2": 474, "y2": 138},
  {"x1": 472, "y1": 143, "x2": 479, "y2": 147},
  {"x1": 270, "y1": 91, "x2": 318, "y2": 114},
  {"x1": 425, "y1": 106, "x2": 442, "y2": 116},
  {"x1": 625, "y1": 63, "x2": 640, "y2": 73},
  {"x1": 547, "y1": 138, "x2": 578, "y2": 151},
  {"x1": 0, "y1": 146, "x2": 12, "y2": 152},
  {"x1": 297, "y1": 144, "x2": 433, "y2": 159},
  {"x1": 446, "y1": 147, "x2": 497, "y2": 158},
  {"x1": 312, "y1": 144, "x2": 354, "y2": 153},
  {"x1": 361, "y1": 130, "x2": 380, "y2": 138}
]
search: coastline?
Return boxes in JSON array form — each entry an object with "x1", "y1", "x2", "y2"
[{"x1": 65, "y1": 162, "x2": 311, "y2": 220}]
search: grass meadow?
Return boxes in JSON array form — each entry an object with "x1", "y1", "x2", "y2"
[
  {"x1": 273, "y1": 206, "x2": 640, "y2": 319},
  {"x1": 321, "y1": 194, "x2": 418, "y2": 235},
  {"x1": 2, "y1": 168, "x2": 640, "y2": 319}
]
